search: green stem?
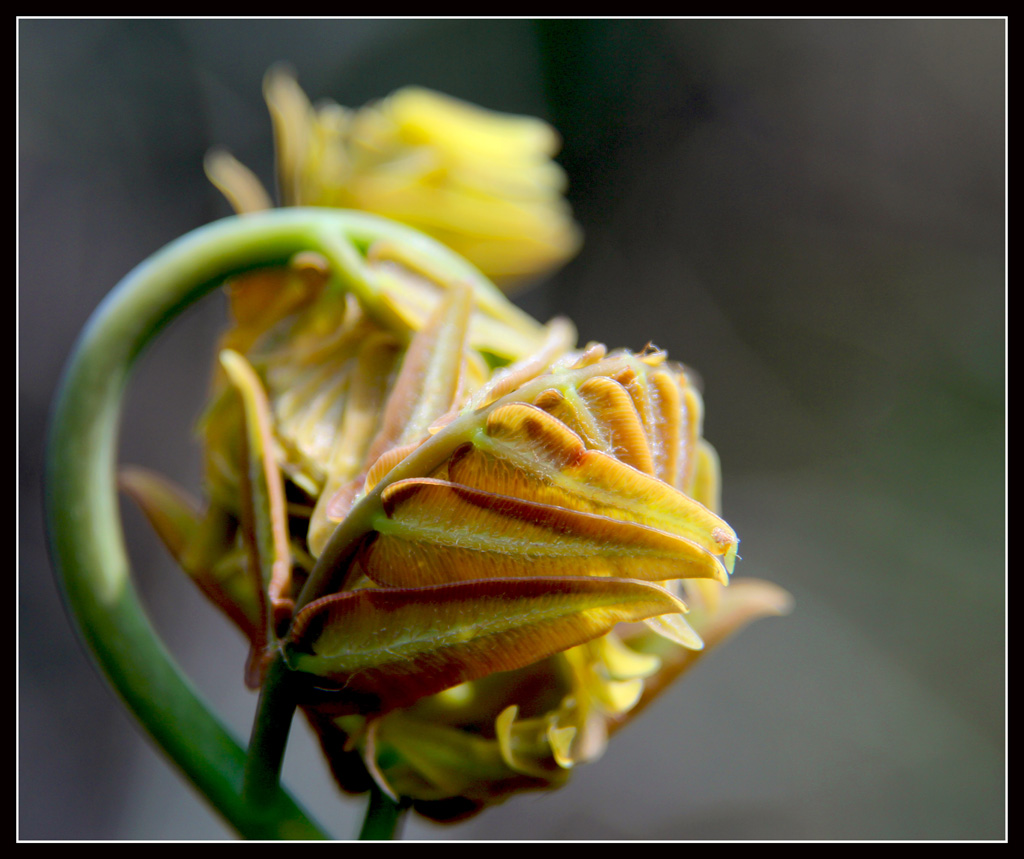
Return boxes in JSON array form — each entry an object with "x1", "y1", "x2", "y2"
[
  {"x1": 243, "y1": 655, "x2": 298, "y2": 809},
  {"x1": 45, "y1": 209, "x2": 491, "y2": 839},
  {"x1": 358, "y1": 784, "x2": 408, "y2": 841}
]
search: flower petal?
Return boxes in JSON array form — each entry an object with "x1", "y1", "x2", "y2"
[
  {"x1": 285, "y1": 576, "x2": 688, "y2": 714},
  {"x1": 454, "y1": 402, "x2": 737, "y2": 575},
  {"x1": 117, "y1": 472, "x2": 263, "y2": 642},
  {"x1": 307, "y1": 332, "x2": 400, "y2": 556},
  {"x1": 575, "y1": 375, "x2": 656, "y2": 474},
  {"x1": 361, "y1": 478, "x2": 724, "y2": 588},
  {"x1": 219, "y1": 349, "x2": 294, "y2": 675},
  {"x1": 612, "y1": 578, "x2": 794, "y2": 731},
  {"x1": 365, "y1": 281, "x2": 475, "y2": 460},
  {"x1": 118, "y1": 465, "x2": 203, "y2": 563},
  {"x1": 204, "y1": 147, "x2": 274, "y2": 214}
]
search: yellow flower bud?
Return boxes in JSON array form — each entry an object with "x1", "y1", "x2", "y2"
[
  {"x1": 124, "y1": 232, "x2": 789, "y2": 822},
  {"x1": 119, "y1": 74, "x2": 789, "y2": 825}
]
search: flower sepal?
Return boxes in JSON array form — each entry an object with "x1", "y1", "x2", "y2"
[{"x1": 282, "y1": 576, "x2": 690, "y2": 716}]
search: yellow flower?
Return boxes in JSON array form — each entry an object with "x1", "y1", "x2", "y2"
[
  {"x1": 118, "y1": 74, "x2": 788, "y2": 824},
  {"x1": 205, "y1": 67, "x2": 582, "y2": 288},
  {"x1": 122, "y1": 234, "x2": 790, "y2": 822}
]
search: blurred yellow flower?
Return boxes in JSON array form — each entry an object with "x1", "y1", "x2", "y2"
[{"x1": 206, "y1": 68, "x2": 582, "y2": 288}]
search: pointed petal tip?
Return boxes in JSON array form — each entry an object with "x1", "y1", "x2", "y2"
[
  {"x1": 712, "y1": 526, "x2": 738, "y2": 549},
  {"x1": 548, "y1": 725, "x2": 577, "y2": 769},
  {"x1": 363, "y1": 720, "x2": 402, "y2": 804},
  {"x1": 728, "y1": 578, "x2": 793, "y2": 617},
  {"x1": 644, "y1": 612, "x2": 705, "y2": 651},
  {"x1": 117, "y1": 465, "x2": 202, "y2": 561},
  {"x1": 715, "y1": 578, "x2": 794, "y2": 634},
  {"x1": 762, "y1": 582, "x2": 795, "y2": 617}
]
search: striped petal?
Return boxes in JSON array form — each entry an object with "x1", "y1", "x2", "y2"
[
  {"x1": 285, "y1": 576, "x2": 688, "y2": 714},
  {"x1": 453, "y1": 402, "x2": 737, "y2": 575},
  {"x1": 220, "y1": 349, "x2": 294, "y2": 676},
  {"x1": 361, "y1": 478, "x2": 724, "y2": 588},
  {"x1": 365, "y1": 281, "x2": 475, "y2": 460}
]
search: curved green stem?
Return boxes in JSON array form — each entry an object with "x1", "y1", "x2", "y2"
[
  {"x1": 358, "y1": 784, "x2": 408, "y2": 841},
  {"x1": 45, "y1": 209, "x2": 496, "y2": 839}
]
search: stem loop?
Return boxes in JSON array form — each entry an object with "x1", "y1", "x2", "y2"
[{"x1": 46, "y1": 209, "x2": 489, "y2": 838}]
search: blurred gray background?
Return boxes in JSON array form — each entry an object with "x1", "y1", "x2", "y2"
[{"x1": 19, "y1": 19, "x2": 1005, "y2": 840}]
